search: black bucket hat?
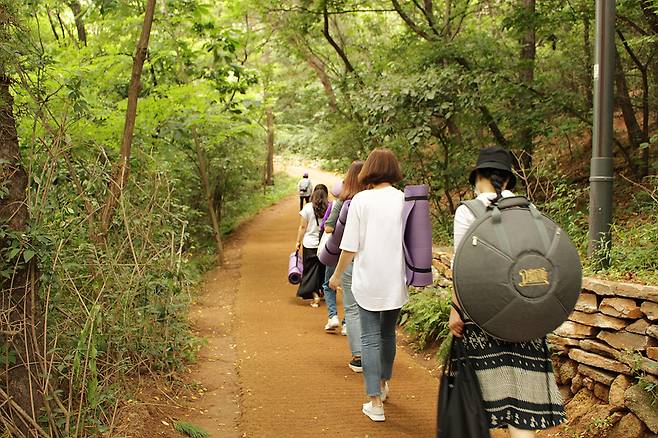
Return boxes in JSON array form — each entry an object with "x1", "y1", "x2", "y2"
[{"x1": 468, "y1": 146, "x2": 517, "y2": 190}]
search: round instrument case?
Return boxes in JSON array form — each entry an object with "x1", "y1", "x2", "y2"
[{"x1": 453, "y1": 196, "x2": 582, "y2": 342}]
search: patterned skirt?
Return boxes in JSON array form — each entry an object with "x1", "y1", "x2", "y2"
[{"x1": 462, "y1": 321, "x2": 566, "y2": 430}]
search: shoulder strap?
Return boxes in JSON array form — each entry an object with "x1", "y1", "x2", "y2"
[{"x1": 461, "y1": 199, "x2": 487, "y2": 219}]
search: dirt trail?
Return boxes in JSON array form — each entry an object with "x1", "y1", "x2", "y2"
[{"x1": 234, "y1": 168, "x2": 442, "y2": 437}]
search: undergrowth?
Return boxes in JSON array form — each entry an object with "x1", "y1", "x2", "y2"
[{"x1": 399, "y1": 287, "x2": 452, "y2": 358}]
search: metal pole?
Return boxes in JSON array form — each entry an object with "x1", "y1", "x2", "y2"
[{"x1": 588, "y1": 0, "x2": 615, "y2": 269}]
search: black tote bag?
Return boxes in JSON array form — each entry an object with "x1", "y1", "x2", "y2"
[{"x1": 437, "y1": 338, "x2": 490, "y2": 438}]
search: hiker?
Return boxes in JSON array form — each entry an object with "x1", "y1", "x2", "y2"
[
  {"x1": 448, "y1": 146, "x2": 565, "y2": 437},
  {"x1": 295, "y1": 184, "x2": 329, "y2": 308},
  {"x1": 329, "y1": 149, "x2": 407, "y2": 422},
  {"x1": 298, "y1": 172, "x2": 313, "y2": 210},
  {"x1": 322, "y1": 161, "x2": 365, "y2": 373}
]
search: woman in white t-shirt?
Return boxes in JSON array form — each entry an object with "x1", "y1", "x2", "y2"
[
  {"x1": 329, "y1": 149, "x2": 407, "y2": 422},
  {"x1": 295, "y1": 184, "x2": 329, "y2": 307}
]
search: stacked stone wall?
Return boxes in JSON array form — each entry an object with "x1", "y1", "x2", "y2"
[{"x1": 432, "y1": 249, "x2": 658, "y2": 437}]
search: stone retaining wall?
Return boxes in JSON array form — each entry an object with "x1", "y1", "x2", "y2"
[{"x1": 432, "y1": 249, "x2": 658, "y2": 437}]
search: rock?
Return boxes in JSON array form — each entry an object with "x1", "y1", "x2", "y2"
[
  {"x1": 583, "y1": 376, "x2": 596, "y2": 390},
  {"x1": 560, "y1": 359, "x2": 578, "y2": 384},
  {"x1": 594, "y1": 383, "x2": 610, "y2": 401},
  {"x1": 571, "y1": 374, "x2": 584, "y2": 394},
  {"x1": 568, "y1": 349, "x2": 631, "y2": 374},
  {"x1": 548, "y1": 334, "x2": 581, "y2": 352},
  {"x1": 649, "y1": 325, "x2": 658, "y2": 340},
  {"x1": 625, "y1": 384, "x2": 658, "y2": 433},
  {"x1": 576, "y1": 292, "x2": 599, "y2": 313},
  {"x1": 617, "y1": 354, "x2": 658, "y2": 376},
  {"x1": 578, "y1": 363, "x2": 616, "y2": 385},
  {"x1": 565, "y1": 388, "x2": 601, "y2": 423},
  {"x1": 648, "y1": 347, "x2": 658, "y2": 361},
  {"x1": 583, "y1": 278, "x2": 658, "y2": 303},
  {"x1": 555, "y1": 321, "x2": 599, "y2": 339},
  {"x1": 609, "y1": 375, "x2": 633, "y2": 409},
  {"x1": 570, "y1": 311, "x2": 628, "y2": 330},
  {"x1": 580, "y1": 339, "x2": 619, "y2": 358},
  {"x1": 609, "y1": 413, "x2": 647, "y2": 438},
  {"x1": 627, "y1": 319, "x2": 651, "y2": 335},
  {"x1": 579, "y1": 404, "x2": 619, "y2": 437},
  {"x1": 559, "y1": 385, "x2": 573, "y2": 404},
  {"x1": 600, "y1": 297, "x2": 643, "y2": 319},
  {"x1": 597, "y1": 330, "x2": 658, "y2": 351},
  {"x1": 642, "y1": 302, "x2": 658, "y2": 321}
]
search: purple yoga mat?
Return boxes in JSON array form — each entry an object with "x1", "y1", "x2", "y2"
[
  {"x1": 318, "y1": 200, "x2": 351, "y2": 267},
  {"x1": 402, "y1": 185, "x2": 433, "y2": 287},
  {"x1": 320, "y1": 201, "x2": 333, "y2": 230},
  {"x1": 288, "y1": 251, "x2": 303, "y2": 285}
]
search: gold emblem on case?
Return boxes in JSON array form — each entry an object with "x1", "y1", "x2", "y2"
[{"x1": 518, "y1": 268, "x2": 550, "y2": 287}]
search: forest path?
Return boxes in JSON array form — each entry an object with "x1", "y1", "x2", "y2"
[{"x1": 233, "y1": 166, "x2": 442, "y2": 437}]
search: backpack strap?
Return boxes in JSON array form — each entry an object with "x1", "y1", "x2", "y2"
[{"x1": 461, "y1": 199, "x2": 487, "y2": 219}]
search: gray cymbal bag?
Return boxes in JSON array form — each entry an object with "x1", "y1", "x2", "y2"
[{"x1": 453, "y1": 196, "x2": 582, "y2": 342}]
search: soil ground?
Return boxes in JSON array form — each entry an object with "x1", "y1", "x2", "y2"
[{"x1": 117, "y1": 167, "x2": 564, "y2": 437}]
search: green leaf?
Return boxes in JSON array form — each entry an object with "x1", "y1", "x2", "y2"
[{"x1": 23, "y1": 249, "x2": 35, "y2": 263}]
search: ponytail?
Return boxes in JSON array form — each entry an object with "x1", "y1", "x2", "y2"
[
  {"x1": 477, "y1": 169, "x2": 511, "y2": 204},
  {"x1": 311, "y1": 184, "x2": 329, "y2": 219}
]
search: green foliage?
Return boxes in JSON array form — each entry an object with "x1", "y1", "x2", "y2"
[
  {"x1": 173, "y1": 421, "x2": 209, "y2": 438},
  {"x1": 638, "y1": 376, "x2": 658, "y2": 407},
  {"x1": 399, "y1": 287, "x2": 452, "y2": 350}
]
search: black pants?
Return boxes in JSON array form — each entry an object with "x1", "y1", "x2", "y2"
[{"x1": 299, "y1": 196, "x2": 310, "y2": 210}]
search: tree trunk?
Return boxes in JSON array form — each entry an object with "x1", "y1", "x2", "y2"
[
  {"x1": 100, "y1": 0, "x2": 156, "y2": 235},
  {"x1": 304, "y1": 54, "x2": 338, "y2": 112},
  {"x1": 615, "y1": 56, "x2": 648, "y2": 177},
  {"x1": 0, "y1": 69, "x2": 46, "y2": 437},
  {"x1": 46, "y1": 9, "x2": 60, "y2": 41},
  {"x1": 518, "y1": 0, "x2": 536, "y2": 174},
  {"x1": 192, "y1": 128, "x2": 223, "y2": 261},
  {"x1": 68, "y1": 1, "x2": 87, "y2": 46},
  {"x1": 264, "y1": 107, "x2": 275, "y2": 186}
]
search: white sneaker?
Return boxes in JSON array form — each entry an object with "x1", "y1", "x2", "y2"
[
  {"x1": 340, "y1": 323, "x2": 347, "y2": 336},
  {"x1": 362, "y1": 401, "x2": 385, "y2": 422},
  {"x1": 324, "y1": 315, "x2": 340, "y2": 332},
  {"x1": 381, "y1": 381, "x2": 389, "y2": 403}
]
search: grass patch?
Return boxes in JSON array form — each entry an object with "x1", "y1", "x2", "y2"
[
  {"x1": 221, "y1": 172, "x2": 297, "y2": 235},
  {"x1": 173, "y1": 421, "x2": 209, "y2": 438}
]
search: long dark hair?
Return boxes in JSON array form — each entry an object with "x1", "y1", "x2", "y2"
[
  {"x1": 476, "y1": 168, "x2": 512, "y2": 204},
  {"x1": 340, "y1": 161, "x2": 366, "y2": 201},
  {"x1": 311, "y1": 184, "x2": 328, "y2": 219}
]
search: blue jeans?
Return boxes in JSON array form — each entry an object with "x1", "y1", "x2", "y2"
[
  {"x1": 358, "y1": 306, "x2": 401, "y2": 396},
  {"x1": 322, "y1": 265, "x2": 337, "y2": 318},
  {"x1": 342, "y1": 264, "x2": 361, "y2": 357}
]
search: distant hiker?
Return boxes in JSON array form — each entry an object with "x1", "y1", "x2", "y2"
[
  {"x1": 322, "y1": 161, "x2": 366, "y2": 374},
  {"x1": 298, "y1": 172, "x2": 313, "y2": 210},
  {"x1": 329, "y1": 149, "x2": 406, "y2": 422},
  {"x1": 295, "y1": 184, "x2": 329, "y2": 307},
  {"x1": 447, "y1": 147, "x2": 565, "y2": 437}
]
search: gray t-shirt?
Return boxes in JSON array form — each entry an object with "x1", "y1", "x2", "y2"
[{"x1": 325, "y1": 199, "x2": 344, "y2": 229}]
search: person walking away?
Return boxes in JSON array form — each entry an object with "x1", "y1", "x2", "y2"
[
  {"x1": 329, "y1": 149, "x2": 407, "y2": 422},
  {"x1": 296, "y1": 184, "x2": 328, "y2": 307},
  {"x1": 323, "y1": 161, "x2": 365, "y2": 373},
  {"x1": 448, "y1": 146, "x2": 565, "y2": 438},
  {"x1": 298, "y1": 172, "x2": 313, "y2": 210}
]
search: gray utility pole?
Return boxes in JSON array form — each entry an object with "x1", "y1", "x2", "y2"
[{"x1": 588, "y1": 0, "x2": 615, "y2": 269}]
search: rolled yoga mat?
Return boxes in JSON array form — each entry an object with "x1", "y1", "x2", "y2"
[
  {"x1": 318, "y1": 200, "x2": 351, "y2": 267},
  {"x1": 402, "y1": 185, "x2": 433, "y2": 287},
  {"x1": 288, "y1": 251, "x2": 303, "y2": 285},
  {"x1": 331, "y1": 182, "x2": 343, "y2": 198}
]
